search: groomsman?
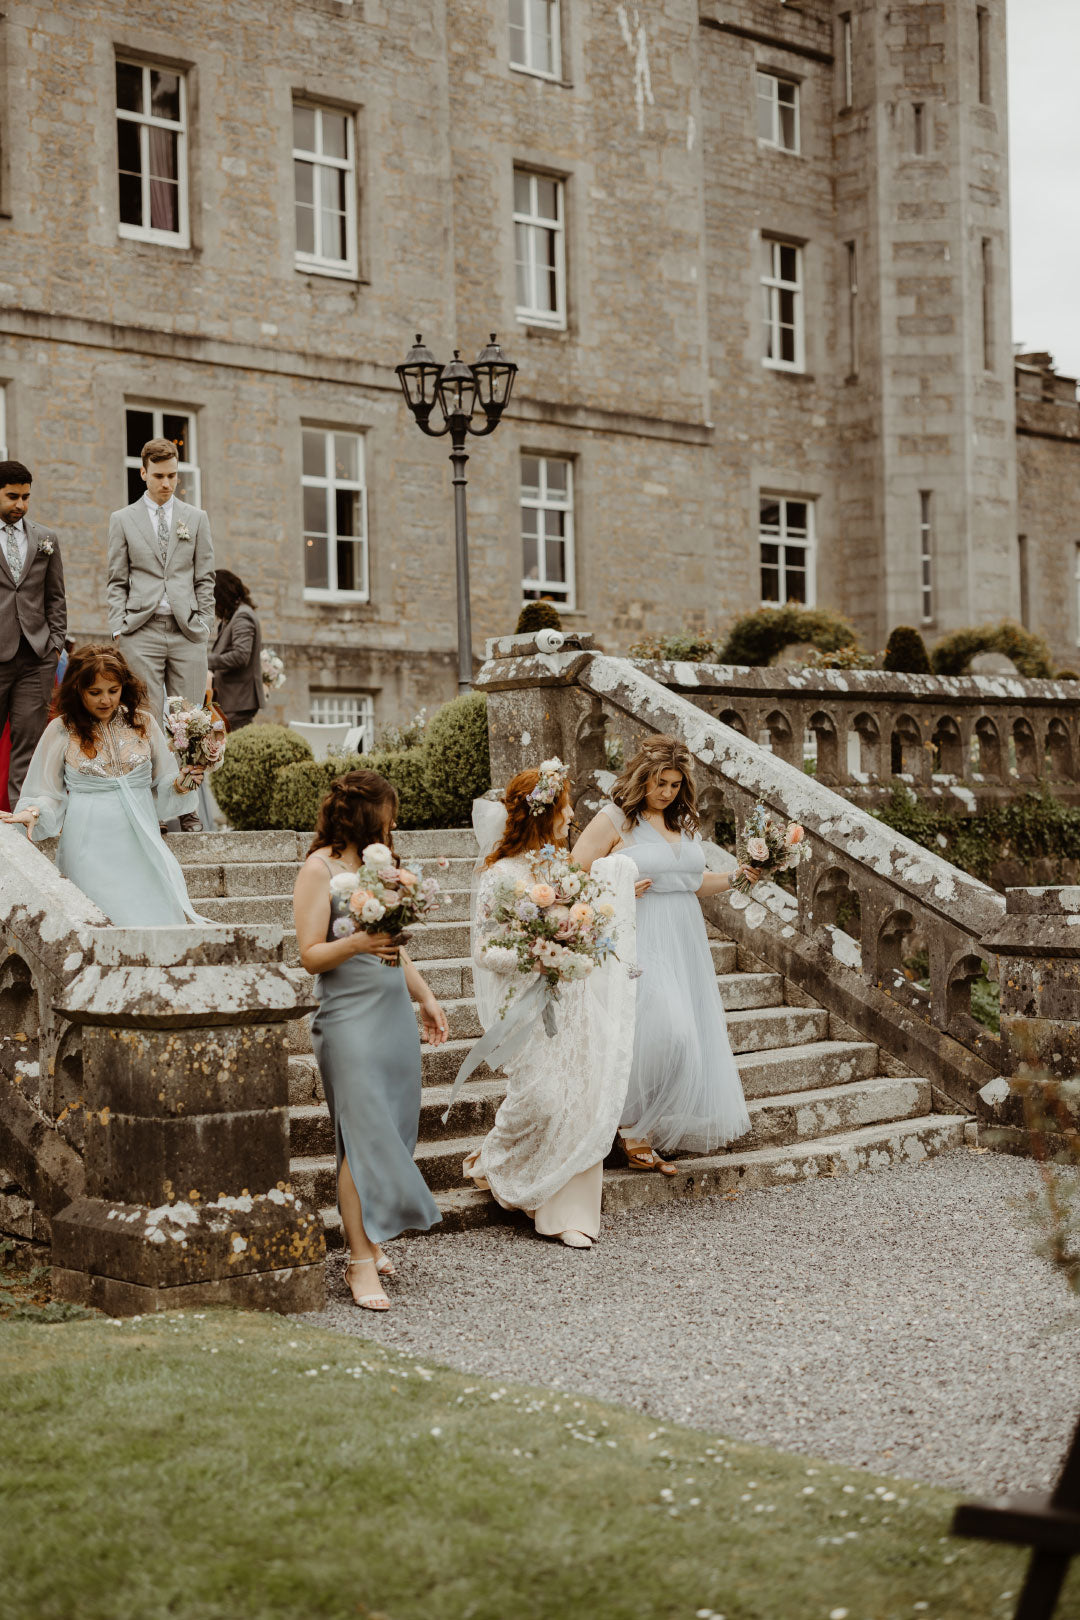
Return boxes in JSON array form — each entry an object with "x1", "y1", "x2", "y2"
[
  {"x1": 0, "y1": 460, "x2": 67, "y2": 805},
  {"x1": 106, "y1": 436, "x2": 215, "y2": 831}
]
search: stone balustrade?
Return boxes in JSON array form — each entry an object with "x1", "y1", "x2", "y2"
[{"x1": 0, "y1": 825, "x2": 324, "y2": 1314}]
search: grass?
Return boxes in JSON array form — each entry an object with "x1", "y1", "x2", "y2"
[{"x1": 3, "y1": 1303, "x2": 1079, "y2": 1620}]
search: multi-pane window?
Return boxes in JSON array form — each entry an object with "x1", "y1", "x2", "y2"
[
  {"x1": 124, "y1": 407, "x2": 200, "y2": 505},
  {"x1": 760, "y1": 497, "x2": 813, "y2": 606},
  {"x1": 510, "y1": 0, "x2": 561, "y2": 78},
  {"x1": 521, "y1": 455, "x2": 574, "y2": 607},
  {"x1": 840, "y1": 13, "x2": 853, "y2": 108},
  {"x1": 919, "y1": 491, "x2": 934, "y2": 624},
  {"x1": 977, "y1": 6, "x2": 991, "y2": 104},
  {"x1": 302, "y1": 428, "x2": 368, "y2": 599},
  {"x1": 761, "y1": 238, "x2": 803, "y2": 370},
  {"x1": 309, "y1": 692, "x2": 375, "y2": 743},
  {"x1": 845, "y1": 241, "x2": 859, "y2": 376},
  {"x1": 0, "y1": 387, "x2": 7, "y2": 459},
  {"x1": 981, "y1": 237, "x2": 994, "y2": 371},
  {"x1": 514, "y1": 169, "x2": 566, "y2": 328},
  {"x1": 115, "y1": 59, "x2": 188, "y2": 244},
  {"x1": 756, "y1": 72, "x2": 799, "y2": 152},
  {"x1": 293, "y1": 103, "x2": 358, "y2": 277}
]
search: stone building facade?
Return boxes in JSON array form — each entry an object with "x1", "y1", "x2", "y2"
[{"x1": 0, "y1": 0, "x2": 1070, "y2": 736}]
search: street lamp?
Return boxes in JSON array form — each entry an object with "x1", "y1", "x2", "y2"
[{"x1": 396, "y1": 333, "x2": 518, "y2": 694}]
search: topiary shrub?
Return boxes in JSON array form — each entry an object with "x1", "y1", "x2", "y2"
[
  {"x1": 930, "y1": 620, "x2": 1055, "y2": 680},
  {"x1": 516, "y1": 600, "x2": 563, "y2": 634},
  {"x1": 883, "y1": 625, "x2": 933, "y2": 674},
  {"x1": 367, "y1": 748, "x2": 435, "y2": 829},
  {"x1": 423, "y1": 691, "x2": 491, "y2": 826},
  {"x1": 267, "y1": 758, "x2": 338, "y2": 832},
  {"x1": 1058, "y1": 670, "x2": 1080, "y2": 682},
  {"x1": 715, "y1": 605, "x2": 860, "y2": 667},
  {"x1": 628, "y1": 631, "x2": 718, "y2": 663},
  {"x1": 214, "y1": 723, "x2": 313, "y2": 830}
]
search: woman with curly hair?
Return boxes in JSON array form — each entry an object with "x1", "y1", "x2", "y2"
[
  {"x1": 292, "y1": 770, "x2": 449, "y2": 1312},
  {"x1": 0, "y1": 643, "x2": 204, "y2": 924},
  {"x1": 572, "y1": 734, "x2": 754, "y2": 1172}
]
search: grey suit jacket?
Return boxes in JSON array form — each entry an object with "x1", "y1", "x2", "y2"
[
  {"x1": 106, "y1": 498, "x2": 215, "y2": 642},
  {"x1": 0, "y1": 516, "x2": 67, "y2": 663},
  {"x1": 208, "y1": 603, "x2": 264, "y2": 717}
]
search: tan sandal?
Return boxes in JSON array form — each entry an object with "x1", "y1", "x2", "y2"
[
  {"x1": 373, "y1": 1245, "x2": 396, "y2": 1278},
  {"x1": 344, "y1": 1256, "x2": 390, "y2": 1311},
  {"x1": 623, "y1": 1139, "x2": 678, "y2": 1177}
]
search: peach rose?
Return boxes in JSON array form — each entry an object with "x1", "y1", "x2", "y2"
[
  {"x1": 397, "y1": 868, "x2": 419, "y2": 888},
  {"x1": 348, "y1": 887, "x2": 375, "y2": 915},
  {"x1": 568, "y1": 902, "x2": 594, "y2": 928},
  {"x1": 786, "y1": 823, "x2": 805, "y2": 846},
  {"x1": 746, "y1": 836, "x2": 769, "y2": 863},
  {"x1": 530, "y1": 883, "x2": 556, "y2": 907}
]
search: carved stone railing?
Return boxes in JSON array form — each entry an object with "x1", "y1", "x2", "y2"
[
  {"x1": 478, "y1": 638, "x2": 1010, "y2": 1112},
  {"x1": 0, "y1": 825, "x2": 324, "y2": 1314}
]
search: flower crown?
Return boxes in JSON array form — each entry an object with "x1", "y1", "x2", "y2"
[{"x1": 526, "y1": 756, "x2": 569, "y2": 817}]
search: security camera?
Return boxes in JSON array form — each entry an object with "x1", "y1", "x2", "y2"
[{"x1": 535, "y1": 628, "x2": 565, "y2": 654}]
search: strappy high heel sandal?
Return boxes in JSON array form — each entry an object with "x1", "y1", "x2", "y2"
[
  {"x1": 373, "y1": 1245, "x2": 396, "y2": 1279},
  {"x1": 343, "y1": 1255, "x2": 390, "y2": 1312},
  {"x1": 622, "y1": 1138, "x2": 678, "y2": 1177}
]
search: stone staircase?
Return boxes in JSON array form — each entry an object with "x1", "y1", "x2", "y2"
[{"x1": 171, "y1": 828, "x2": 971, "y2": 1244}]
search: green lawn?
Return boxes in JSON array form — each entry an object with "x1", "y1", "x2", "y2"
[{"x1": 1, "y1": 1305, "x2": 1075, "y2": 1620}]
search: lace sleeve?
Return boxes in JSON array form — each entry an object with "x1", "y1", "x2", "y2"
[
  {"x1": 15, "y1": 720, "x2": 69, "y2": 841},
  {"x1": 472, "y1": 867, "x2": 515, "y2": 970}
]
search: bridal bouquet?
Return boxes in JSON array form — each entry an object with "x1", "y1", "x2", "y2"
[
  {"x1": 327, "y1": 842, "x2": 442, "y2": 965},
  {"x1": 729, "y1": 803, "x2": 807, "y2": 928},
  {"x1": 479, "y1": 846, "x2": 619, "y2": 1020},
  {"x1": 261, "y1": 647, "x2": 286, "y2": 694},
  {"x1": 163, "y1": 696, "x2": 228, "y2": 792}
]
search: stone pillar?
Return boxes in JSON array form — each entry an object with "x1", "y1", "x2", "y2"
[{"x1": 978, "y1": 887, "x2": 1080, "y2": 1154}]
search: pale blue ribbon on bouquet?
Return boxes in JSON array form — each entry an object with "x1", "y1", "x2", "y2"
[{"x1": 441, "y1": 976, "x2": 559, "y2": 1124}]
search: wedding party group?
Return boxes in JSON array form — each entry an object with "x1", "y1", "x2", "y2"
[{"x1": 0, "y1": 440, "x2": 268, "y2": 920}]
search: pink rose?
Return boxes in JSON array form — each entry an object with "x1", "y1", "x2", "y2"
[
  {"x1": 746, "y1": 836, "x2": 769, "y2": 863},
  {"x1": 530, "y1": 883, "x2": 556, "y2": 907},
  {"x1": 786, "y1": 823, "x2": 805, "y2": 846}
]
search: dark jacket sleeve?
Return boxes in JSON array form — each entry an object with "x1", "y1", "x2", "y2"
[
  {"x1": 44, "y1": 536, "x2": 67, "y2": 652},
  {"x1": 208, "y1": 608, "x2": 255, "y2": 672}
]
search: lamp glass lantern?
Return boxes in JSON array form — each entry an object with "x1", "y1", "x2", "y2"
[
  {"x1": 472, "y1": 332, "x2": 517, "y2": 415},
  {"x1": 396, "y1": 334, "x2": 443, "y2": 414},
  {"x1": 435, "y1": 351, "x2": 478, "y2": 425}
]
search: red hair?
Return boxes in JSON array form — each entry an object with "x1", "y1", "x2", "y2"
[
  {"x1": 485, "y1": 770, "x2": 572, "y2": 866},
  {"x1": 56, "y1": 644, "x2": 149, "y2": 752}
]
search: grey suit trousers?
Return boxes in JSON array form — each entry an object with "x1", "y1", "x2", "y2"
[{"x1": 120, "y1": 613, "x2": 208, "y2": 718}]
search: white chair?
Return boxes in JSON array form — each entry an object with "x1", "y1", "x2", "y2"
[{"x1": 287, "y1": 721, "x2": 355, "y2": 761}]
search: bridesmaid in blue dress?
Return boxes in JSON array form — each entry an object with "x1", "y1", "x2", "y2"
[
  {"x1": 2, "y1": 643, "x2": 204, "y2": 924},
  {"x1": 573, "y1": 734, "x2": 757, "y2": 1170},
  {"x1": 292, "y1": 769, "x2": 449, "y2": 1312}
]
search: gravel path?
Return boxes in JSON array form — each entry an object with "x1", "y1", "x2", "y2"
[{"x1": 307, "y1": 1150, "x2": 1080, "y2": 1497}]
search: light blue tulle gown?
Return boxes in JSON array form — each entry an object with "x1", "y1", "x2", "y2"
[
  {"x1": 16, "y1": 712, "x2": 203, "y2": 925},
  {"x1": 309, "y1": 853, "x2": 442, "y2": 1244},
  {"x1": 601, "y1": 802, "x2": 751, "y2": 1154}
]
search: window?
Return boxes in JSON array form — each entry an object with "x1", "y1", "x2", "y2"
[
  {"x1": 1018, "y1": 534, "x2": 1029, "y2": 628},
  {"x1": 756, "y1": 72, "x2": 799, "y2": 152},
  {"x1": 0, "y1": 387, "x2": 7, "y2": 459},
  {"x1": 514, "y1": 169, "x2": 566, "y2": 328},
  {"x1": 912, "y1": 102, "x2": 926, "y2": 155},
  {"x1": 761, "y1": 238, "x2": 803, "y2": 370},
  {"x1": 293, "y1": 102, "x2": 358, "y2": 277},
  {"x1": 309, "y1": 692, "x2": 375, "y2": 742},
  {"x1": 977, "y1": 6, "x2": 991, "y2": 104},
  {"x1": 510, "y1": 0, "x2": 561, "y2": 79},
  {"x1": 115, "y1": 59, "x2": 188, "y2": 245},
  {"x1": 840, "y1": 13, "x2": 853, "y2": 108},
  {"x1": 845, "y1": 241, "x2": 859, "y2": 376},
  {"x1": 124, "y1": 406, "x2": 200, "y2": 505},
  {"x1": 981, "y1": 237, "x2": 994, "y2": 371},
  {"x1": 521, "y1": 455, "x2": 574, "y2": 607},
  {"x1": 760, "y1": 497, "x2": 813, "y2": 605},
  {"x1": 1074, "y1": 544, "x2": 1080, "y2": 644},
  {"x1": 302, "y1": 428, "x2": 367, "y2": 599},
  {"x1": 919, "y1": 492, "x2": 934, "y2": 624}
]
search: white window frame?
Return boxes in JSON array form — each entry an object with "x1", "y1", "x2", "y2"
[
  {"x1": 123, "y1": 405, "x2": 201, "y2": 507},
  {"x1": 756, "y1": 70, "x2": 800, "y2": 153},
  {"x1": 309, "y1": 692, "x2": 375, "y2": 742},
  {"x1": 759, "y1": 496, "x2": 815, "y2": 608},
  {"x1": 840, "y1": 13, "x2": 853, "y2": 108},
  {"x1": 115, "y1": 59, "x2": 190, "y2": 248},
  {"x1": 520, "y1": 454, "x2": 575, "y2": 609},
  {"x1": 292, "y1": 101, "x2": 359, "y2": 280},
  {"x1": 845, "y1": 240, "x2": 859, "y2": 376},
  {"x1": 761, "y1": 237, "x2": 804, "y2": 372},
  {"x1": 513, "y1": 169, "x2": 567, "y2": 330},
  {"x1": 509, "y1": 0, "x2": 562, "y2": 80},
  {"x1": 919, "y1": 491, "x2": 934, "y2": 624},
  {"x1": 301, "y1": 427, "x2": 369, "y2": 603}
]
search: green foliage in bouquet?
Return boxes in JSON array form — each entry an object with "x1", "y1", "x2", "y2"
[
  {"x1": 715, "y1": 604, "x2": 860, "y2": 667},
  {"x1": 882, "y1": 625, "x2": 933, "y2": 674},
  {"x1": 515, "y1": 600, "x2": 563, "y2": 634},
  {"x1": 423, "y1": 692, "x2": 491, "y2": 827},
  {"x1": 930, "y1": 620, "x2": 1055, "y2": 680},
  {"x1": 213, "y1": 723, "x2": 312, "y2": 830}
]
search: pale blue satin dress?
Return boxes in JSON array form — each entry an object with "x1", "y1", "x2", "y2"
[
  {"x1": 17, "y1": 712, "x2": 202, "y2": 925},
  {"x1": 309, "y1": 853, "x2": 442, "y2": 1244},
  {"x1": 602, "y1": 802, "x2": 751, "y2": 1154}
]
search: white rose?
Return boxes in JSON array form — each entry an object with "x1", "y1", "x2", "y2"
[
  {"x1": 329, "y1": 871, "x2": 359, "y2": 896},
  {"x1": 482, "y1": 945, "x2": 518, "y2": 973},
  {"x1": 362, "y1": 843, "x2": 393, "y2": 869},
  {"x1": 360, "y1": 898, "x2": 386, "y2": 923}
]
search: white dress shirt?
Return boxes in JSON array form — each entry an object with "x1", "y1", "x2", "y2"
[
  {"x1": 143, "y1": 492, "x2": 174, "y2": 615},
  {"x1": 2, "y1": 515, "x2": 28, "y2": 571}
]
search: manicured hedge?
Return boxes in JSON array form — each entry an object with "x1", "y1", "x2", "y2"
[{"x1": 213, "y1": 724, "x2": 313, "y2": 831}]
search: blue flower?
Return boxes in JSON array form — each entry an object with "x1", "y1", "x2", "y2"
[{"x1": 539, "y1": 842, "x2": 556, "y2": 857}]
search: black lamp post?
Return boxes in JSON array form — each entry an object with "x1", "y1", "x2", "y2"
[{"x1": 396, "y1": 333, "x2": 518, "y2": 694}]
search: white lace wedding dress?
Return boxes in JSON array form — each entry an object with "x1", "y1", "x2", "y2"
[{"x1": 463, "y1": 851, "x2": 637, "y2": 1237}]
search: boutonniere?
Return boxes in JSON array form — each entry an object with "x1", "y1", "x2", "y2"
[
  {"x1": 38, "y1": 537, "x2": 54, "y2": 556},
  {"x1": 176, "y1": 522, "x2": 192, "y2": 542}
]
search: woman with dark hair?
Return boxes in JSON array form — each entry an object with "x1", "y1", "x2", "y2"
[
  {"x1": 572, "y1": 734, "x2": 755, "y2": 1171},
  {"x1": 292, "y1": 770, "x2": 449, "y2": 1311},
  {"x1": 207, "y1": 569, "x2": 263, "y2": 731},
  {"x1": 0, "y1": 644, "x2": 204, "y2": 924}
]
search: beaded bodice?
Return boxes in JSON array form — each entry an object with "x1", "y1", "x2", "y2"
[{"x1": 64, "y1": 711, "x2": 152, "y2": 779}]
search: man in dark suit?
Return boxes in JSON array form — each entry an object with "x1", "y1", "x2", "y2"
[{"x1": 0, "y1": 460, "x2": 66, "y2": 805}]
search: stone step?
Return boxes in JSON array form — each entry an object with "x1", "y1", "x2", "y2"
[
  {"x1": 735, "y1": 1039, "x2": 879, "y2": 1099},
  {"x1": 397, "y1": 828, "x2": 478, "y2": 858},
  {"x1": 165, "y1": 829, "x2": 303, "y2": 864},
  {"x1": 715, "y1": 971, "x2": 783, "y2": 1011},
  {"x1": 182, "y1": 862, "x2": 301, "y2": 899},
  {"x1": 318, "y1": 1183, "x2": 496, "y2": 1248},
  {"x1": 287, "y1": 1041, "x2": 496, "y2": 1103},
  {"x1": 725, "y1": 1004, "x2": 829, "y2": 1054}
]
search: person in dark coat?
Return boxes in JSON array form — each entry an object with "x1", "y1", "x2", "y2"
[
  {"x1": 0, "y1": 459, "x2": 67, "y2": 805},
  {"x1": 207, "y1": 570, "x2": 264, "y2": 731}
]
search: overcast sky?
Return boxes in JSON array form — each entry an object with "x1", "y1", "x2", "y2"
[{"x1": 1008, "y1": 0, "x2": 1080, "y2": 377}]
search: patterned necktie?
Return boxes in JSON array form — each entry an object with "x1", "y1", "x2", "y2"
[
  {"x1": 156, "y1": 505, "x2": 169, "y2": 565},
  {"x1": 5, "y1": 524, "x2": 21, "y2": 583}
]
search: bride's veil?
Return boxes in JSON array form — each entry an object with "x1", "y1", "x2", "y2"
[{"x1": 470, "y1": 797, "x2": 509, "y2": 1031}]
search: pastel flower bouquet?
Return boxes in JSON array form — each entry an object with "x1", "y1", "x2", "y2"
[
  {"x1": 729, "y1": 803, "x2": 808, "y2": 929},
  {"x1": 163, "y1": 695, "x2": 228, "y2": 792},
  {"x1": 261, "y1": 647, "x2": 286, "y2": 695},
  {"x1": 327, "y1": 842, "x2": 442, "y2": 966}
]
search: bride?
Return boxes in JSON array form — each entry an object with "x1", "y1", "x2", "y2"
[{"x1": 454, "y1": 760, "x2": 637, "y2": 1250}]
